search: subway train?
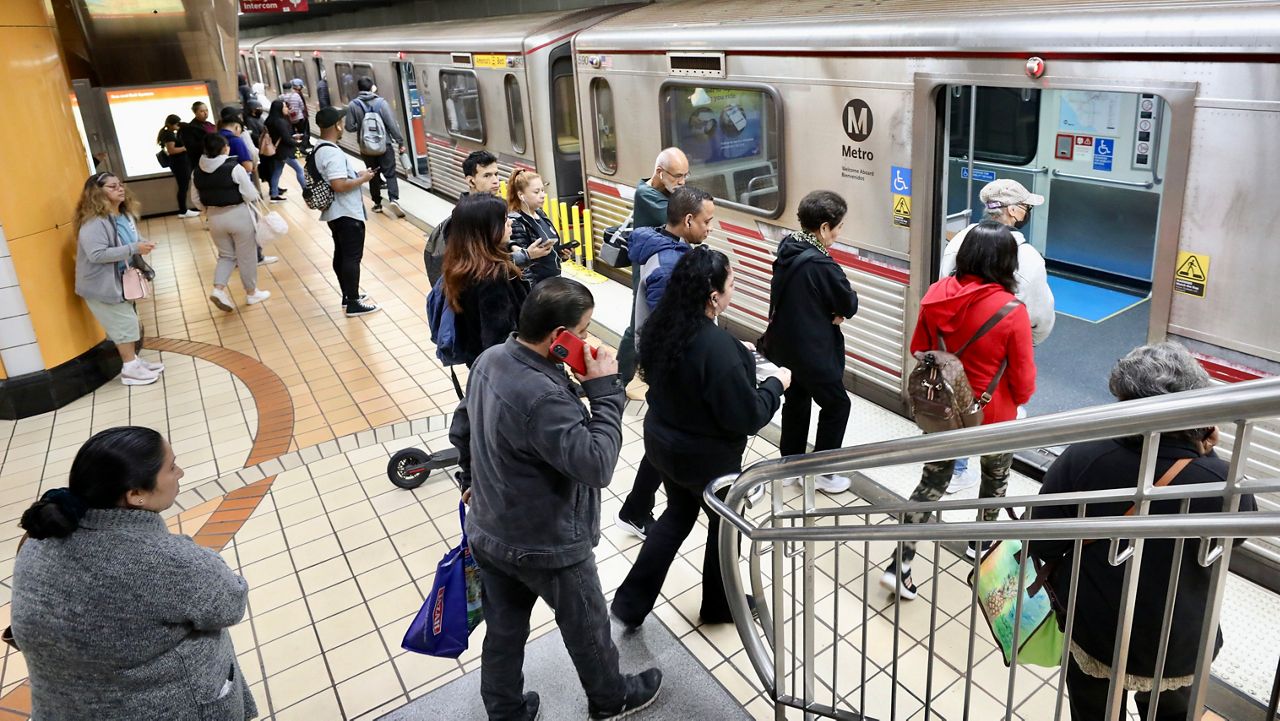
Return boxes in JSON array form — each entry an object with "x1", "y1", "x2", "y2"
[{"x1": 239, "y1": 0, "x2": 1280, "y2": 493}]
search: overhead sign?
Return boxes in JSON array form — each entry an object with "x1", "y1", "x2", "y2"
[
  {"x1": 240, "y1": 0, "x2": 308, "y2": 13},
  {"x1": 1173, "y1": 250, "x2": 1210, "y2": 298},
  {"x1": 473, "y1": 54, "x2": 509, "y2": 69}
]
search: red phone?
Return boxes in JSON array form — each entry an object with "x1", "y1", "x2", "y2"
[{"x1": 551, "y1": 330, "x2": 597, "y2": 375}]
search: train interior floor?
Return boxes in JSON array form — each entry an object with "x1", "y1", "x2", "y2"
[{"x1": 0, "y1": 163, "x2": 1274, "y2": 720}]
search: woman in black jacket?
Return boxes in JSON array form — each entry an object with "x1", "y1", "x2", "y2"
[
  {"x1": 265, "y1": 99, "x2": 305, "y2": 201},
  {"x1": 762, "y1": 190, "x2": 859, "y2": 493},
  {"x1": 442, "y1": 194, "x2": 529, "y2": 367},
  {"x1": 612, "y1": 247, "x2": 791, "y2": 629},
  {"x1": 506, "y1": 168, "x2": 568, "y2": 286},
  {"x1": 1027, "y1": 342, "x2": 1256, "y2": 721}
]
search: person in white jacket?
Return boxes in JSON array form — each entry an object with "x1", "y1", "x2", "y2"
[
  {"x1": 189, "y1": 133, "x2": 269, "y2": 312},
  {"x1": 940, "y1": 178, "x2": 1055, "y2": 345}
]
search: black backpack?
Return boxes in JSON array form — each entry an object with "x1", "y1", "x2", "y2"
[
  {"x1": 424, "y1": 217, "x2": 450, "y2": 287},
  {"x1": 302, "y1": 143, "x2": 336, "y2": 212}
]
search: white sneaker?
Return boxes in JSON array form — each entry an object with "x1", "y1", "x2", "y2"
[
  {"x1": 245, "y1": 289, "x2": 271, "y2": 305},
  {"x1": 387, "y1": 200, "x2": 406, "y2": 218},
  {"x1": 120, "y1": 359, "x2": 159, "y2": 386},
  {"x1": 209, "y1": 287, "x2": 235, "y2": 312},
  {"x1": 137, "y1": 356, "x2": 164, "y2": 373},
  {"x1": 178, "y1": 210, "x2": 200, "y2": 218},
  {"x1": 258, "y1": 255, "x2": 279, "y2": 265},
  {"x1": 946, "y1": 465, "x2": 981, "y2": 494},
  {"x1": 815, "y1": 474, "x2": 851, "y2": 494}
]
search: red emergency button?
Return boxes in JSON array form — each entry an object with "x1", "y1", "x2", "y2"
[{"x1": 1025, "y1": 56, "x2": 1045, "y2": 79}]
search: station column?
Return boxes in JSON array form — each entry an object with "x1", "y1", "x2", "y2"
[{"x1": 0, "y1": 0, "x2": 118, "y2": 419}]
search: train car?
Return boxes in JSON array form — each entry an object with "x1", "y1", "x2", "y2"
[
  {"x1": 238, "y1": 6, "x2": 634, "y2": 205},
  {"x1": 572, "y1": 0, "x2": 1280, "y2": 476}
]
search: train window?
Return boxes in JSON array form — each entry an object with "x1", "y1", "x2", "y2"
[
  {"x1": 948, "y1": 86, "x2": 1041, "y2": 165},
  {"x1": 441, "y1": 69, "x2": 484, "y2": 142},
  {"x1": 659, "y1": 82, "x2": 783, "y2": 216},
  {"x1": 257, "y1": 58, "x2": 270, "y2": 88},
  {"x1": 335, "y1": 63, "x2": 355, "y2": 103},
  {"x1": 591, "y1": 78, "x2": 617, "y2": 174},
  {"x1": 552, "y1": 75, "x2": 580, "y2": 154},
  {"x1": 353, "y1": 63, "x2": 376, "y2": 95},
  {"x1": 504, "y1": 75, "x2": 526, "y2": 153}
]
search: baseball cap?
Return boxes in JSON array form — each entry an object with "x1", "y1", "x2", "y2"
[
  {"x1": 316, "y1": 106, "x2": 347, "y2": 129},
  {"x1": 291, "y1": 78, "x2": 303, "y2": 87},
  {"x1": 980, "y1": 179, "x2": 1044, "y2": 209}
]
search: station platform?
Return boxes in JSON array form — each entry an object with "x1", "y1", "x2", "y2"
[{"x1": 0, "y1": 165, "x2": 1271, "y2": 720}]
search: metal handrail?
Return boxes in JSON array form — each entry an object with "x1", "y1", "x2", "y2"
[{"x1": 704, "y1": 376, "x2": 1280, "y2": 721}]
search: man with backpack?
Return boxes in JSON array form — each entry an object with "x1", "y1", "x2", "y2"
[
  {"x1": 311, "y1": 106, "x2": 380, "y2": 317},
  {"x1": 346, "y1": 76, "x2": 407, "y2": 218}
]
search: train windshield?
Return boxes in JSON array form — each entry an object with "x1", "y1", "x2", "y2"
[{"x1": 660, "y1": 83, "x2": 781, "y2": 215}]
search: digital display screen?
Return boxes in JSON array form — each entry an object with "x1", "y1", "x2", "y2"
[
  {"x1": 69, "y1": 94, "x2": 94, "y2": 176},
  {"x1": 85, "y1": 0, "x2": 184, "y2": 18},
  {"x1": 106, "y1": 84, "x2": 211, "y2": 179}
]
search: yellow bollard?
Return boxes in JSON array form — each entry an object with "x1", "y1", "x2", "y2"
[
  {"x1": 548, "y1": 196, "x2": 559, "y2": 231},
  {"x1": 499, "y1": 179, "x2": 507, "y2": 200},
  {"x1": 571, "y1": 205, "x2": 582, "y2": 264},
  {"x1": 558, "y1": 202, "x2": 570, "y2": 262},
  {"x1": 582, "y1": 208, "x2": 594, "y2": 267}
]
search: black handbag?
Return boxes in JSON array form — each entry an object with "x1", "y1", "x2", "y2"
[
  {"x1": 599, "y1": 212, "x2": 633, "y2": 268},
  {"x1": 156, "y1": 149, "x2": 170, "y2": 169}
]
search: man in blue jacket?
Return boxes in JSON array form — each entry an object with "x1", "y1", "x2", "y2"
[
  {"x1": 615, "y1": 186, "x2": 715, "y2": 540},
  {"x1": 451, "y1": 278, "x2": 662, "y2": 721}
]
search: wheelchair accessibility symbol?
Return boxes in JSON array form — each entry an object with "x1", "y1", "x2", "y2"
[{"x1": 891, "y1": 166, "x2": 912, "y2": 196}]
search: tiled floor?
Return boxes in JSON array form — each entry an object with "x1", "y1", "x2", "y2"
[{"x1": 0, "y1": 165, "x2": 1266, "y2": 720}]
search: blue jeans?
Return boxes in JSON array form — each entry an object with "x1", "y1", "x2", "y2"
[
  {"x1": 471, "y1": 546, "x2": 626, "y2": 720},
  {"x1": 954, "y1": 457, "x2": 969, "y2": 475},
  {"x1": 269, "y1": 156, "x2": 306, "y2": 197}
]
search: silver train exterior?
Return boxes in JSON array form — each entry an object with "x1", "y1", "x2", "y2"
[
  {"x1": 239, "y1": 0, "x2": 1279, "y2": 485},
  {"x1": 238, "y1": 6, "x2": 634, "y2": 205}
]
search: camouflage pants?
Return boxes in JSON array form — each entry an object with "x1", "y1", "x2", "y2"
[{"x1": 893, "y1": 453, "x2": 1012, "y2": 567}]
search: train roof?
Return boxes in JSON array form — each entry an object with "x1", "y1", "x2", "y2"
[
  {"x1": 249, "y1": 6, "x2": 632, "y2": 55},
  {"x1": 575, "y1": 0, "x2": 1280, "y2": 55}
]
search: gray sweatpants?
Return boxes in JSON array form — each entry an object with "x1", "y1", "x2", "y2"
[{"x1": 209, "y1": 204, "x2": 259, "y2": 290}]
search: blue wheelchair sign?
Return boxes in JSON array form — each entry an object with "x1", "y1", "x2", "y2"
[
  {"x1": 1093, "y1": 138, "x2": 1114, "y2": 171},
  {"x1": 890, "y1": 166, "x2": 912, "y2": 196}
]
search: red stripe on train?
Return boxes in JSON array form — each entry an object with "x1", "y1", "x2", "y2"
[
  {"x1": 845, "y1": 351, "x2": 903, "y2": 379},
  {"x1": 1192, "y1": 354, "x2": 1269, "y2": 384},
  {"x1": 828, "y1": 248, "x2": 910, "y2": 285},
  {"x1": 719, "y1": 220, "x2": 765, "y2": 241},
  {"x1": 587, "y1": 180, "x2": 621, "y2": 198},
  {"x1": 424, "y1": 135, "x2": 453, "y2": 149}
]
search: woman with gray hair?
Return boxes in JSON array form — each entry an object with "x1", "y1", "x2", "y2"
[{"x1": 1028, "y1": 342, "x2": 1256, "y2": 720}]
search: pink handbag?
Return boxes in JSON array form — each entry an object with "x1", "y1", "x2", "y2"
[{"x1": 122, "y1": 266, "x2": 151, "y2": 301}]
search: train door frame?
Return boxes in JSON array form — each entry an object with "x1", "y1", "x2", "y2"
[
  {"x1": 547, "y1": 42, "x2": 584, "y2": 205},
  {"x1": 907, "y1": 72, "x2": 1198, "y2": 397},
  {"x1": 393, "y1": 60, "x2": 431, "y2": 189}
]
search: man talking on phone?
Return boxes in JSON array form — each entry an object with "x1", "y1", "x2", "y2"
[{"x1": 450, "y1": 278, "x2": 663, "y2": 721}]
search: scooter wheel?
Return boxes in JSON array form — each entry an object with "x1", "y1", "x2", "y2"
[{"x1": 388, "y1": 448, "x2": 432, "y2": 489}]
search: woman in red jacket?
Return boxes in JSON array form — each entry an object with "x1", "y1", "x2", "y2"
[{"x1": 882, "y1": 220, "x2": 1036, "y2": 599}]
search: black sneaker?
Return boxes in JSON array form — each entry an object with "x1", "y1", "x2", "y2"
[
  {"x1": 589, "y1": 668, "x2": 662, "y2": 720},
  {"x1": 879, "y1": 562, "x2": 918, "y2": 601},
  {"x1": 966, "y1": 540, "x2": 992, "y2": 560},
  {"x1": 371, "y1": 204, "x2": 383, "y2": 214},
  {"x1": 519, "y1": 691, "x2": 541, "y2": 721},
  {"x1": 344, "y1": 299, "x2": 382, "y2": 317},
  {"x1": 614, "y1": 509, "x2": 655, "y2": 540}
]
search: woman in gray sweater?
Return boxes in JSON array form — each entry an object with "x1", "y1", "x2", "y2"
[
  {"x1": 11, "y1": 427, "x2": 257, "y2": 720},
  {"x1": 74, "y1": 172, "x2": 164, "y2": 386}
]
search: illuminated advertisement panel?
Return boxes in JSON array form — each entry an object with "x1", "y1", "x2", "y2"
[
  {"x1": 69, "y1": 94, "x2": 94, "y2": 176},
  {"x1": 105, "y1": 83, "x2": 211, "y2": 179}
]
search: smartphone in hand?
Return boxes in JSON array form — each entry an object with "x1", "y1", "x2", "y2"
[{"x1": 551, "y1": 329, "x2": 597, "y2": 376}]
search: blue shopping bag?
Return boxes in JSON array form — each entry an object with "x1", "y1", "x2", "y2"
[{"x1": 402, "y1": 501, "x2": 484, "y2": 657}]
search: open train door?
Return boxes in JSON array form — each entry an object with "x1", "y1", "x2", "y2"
[
  {"x1": 394, "y1": 61, "x2": 431, "y2": 189},
  {"x1": 548, "y1": 43, "x2": 583, "y2": 205}
]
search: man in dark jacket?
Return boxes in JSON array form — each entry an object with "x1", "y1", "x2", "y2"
[
  {"x1": 1027, "y1": 342, "x2": 1256, "y2": 721},
  {"x1": 617, "y1": 148, "x2": 690, "y2": 383},
  {"x1": 764, "y1": 190, "x2": 859, "y2": 493},
  {"x1": 615, "y1": 187, "x2": 715, "y2": 539},
  {"x1": 346, "y1": 76, "x2": 407, "y2": 217},
  {"x1": 450, "y1": 279, "x2": 662, "y2": 721}
]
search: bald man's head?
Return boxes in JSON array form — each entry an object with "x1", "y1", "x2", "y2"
[{"x1": 652, "y1": 147, "x2": 689, "y2": 193}]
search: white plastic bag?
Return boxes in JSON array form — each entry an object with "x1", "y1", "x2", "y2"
[{"x1": 255, "y1": 208, "x2": 287, "y2": 246}]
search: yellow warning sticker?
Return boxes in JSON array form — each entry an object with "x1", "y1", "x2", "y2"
[
  {"x1": 1173, "y1": 251, "x2": 1210, "y2": 298},
  {"x1": 892, "y1": 194, "x2": 911, "y2": 227},
  {"x1": 473, "y1": 54, "x2": 509, "y2": 69}
]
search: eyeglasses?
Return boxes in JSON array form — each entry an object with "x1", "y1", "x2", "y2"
[
  {"x1": 659, "y1": 167, "x2": 690, "y2": 181},
  {"x1": 92, "y1": 172, "x2": 122, "y2": 189}
]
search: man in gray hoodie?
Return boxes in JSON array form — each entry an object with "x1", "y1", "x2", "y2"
[
  {"x1": 450, "y1": 278, "x2": 662, "y2": 721},
  {"x1": 345, "y1": 76, "x2": 407, "y2": 218}
]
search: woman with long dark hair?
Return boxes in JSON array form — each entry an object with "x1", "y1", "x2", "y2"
[
  {"x1": 156, "y1": 114, "x2": 198, "y2": 218},
  {"x1": 442, "y1": 193, "x2": 529, "y2": 366},
  {"x1": 11, "y1": 427, "x2": 257, "y2": 720},
  {"x1": 881, "y1": 219, "x2": 1036, "y2": 599},
  {"x1": 611, "y1": 247, "x2": 790, "y2": 629},
  {"x1": 265, "y1": 98, "x2": 305, "y2": 201}
]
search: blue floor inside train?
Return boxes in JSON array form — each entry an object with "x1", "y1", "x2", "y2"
[{"x1": 1046, "y1": 274, "x2": 1148, "y2": 323}]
